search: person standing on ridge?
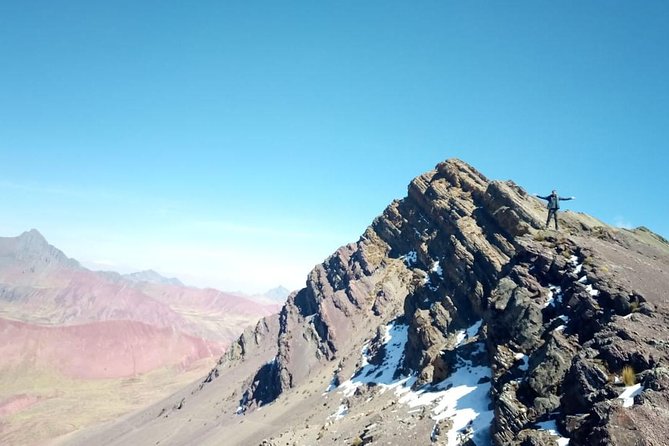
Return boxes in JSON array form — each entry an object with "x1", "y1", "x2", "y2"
[{"x1": 536, "y1": 190, "x2": 575, "y2": 230}]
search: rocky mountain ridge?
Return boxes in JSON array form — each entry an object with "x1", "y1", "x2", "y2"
[{"x1": 62, "y1": 159, "x2": 669, "y2": 446}]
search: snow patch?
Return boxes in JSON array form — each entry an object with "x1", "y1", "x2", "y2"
[
  {"x1": 454, "y1": 320, "x2": 482, "y2": 348},
  {"x1": 544, "y1": 285, "x2": 563, "y2": 308},
  {"x1": 585, "y1": 284, "x2": 600, "y2": 296},
  {"x1": 399, "y1": 356, "x2": 493, "y2": 445},
  {"x1": 396, "y1": 320, "x2": 492, "y2": 446},
  {"x1": 339, "y1": 323, "x2": 410, "y2": 397},
  {"x1": 323, "y1": 375, "x2": 339, "y2": 394},
  {"x1": 569, "y1": 255, "x2": 583, "y2": 275},
  {"x1": 331, "y1": 403, "x2": 349, "y2": 420},
  {"x1": 465, "y1": 320, "x2": 482, "y2": 338},
  {"x1": 402, "y1": 251, "x2": 418, "y2": 267},
  {"x1": 430, "y1": 423, "x2": 439, "y2": 441},
  {"x1": 536, "y1": 419, "x2": 570, "y2": 445},
  {"x1": 431, "y1": 261, "x2": 443, "y2": 276},
  {"x1": 235, "y1": 392, "x2": 249, "y2": 415},
  {"x1": 618, "y1": 384, "x2": 643, "y2": 408},
  {"x1": 338, "y1": 320, "x2": 493, "y2": 445},
  {"x1": 454, "y1": 330, "x2": 467, "y2": 347},
  {"x1": 514, "y1": 353, "x2": 529, "y2": 372}
]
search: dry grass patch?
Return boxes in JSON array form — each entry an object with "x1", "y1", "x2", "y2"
[
  {"x1": 350, "y1": 436, "x2": 364, "y2": 446},
  {"x1": 622, "y1": 365, "x2": 636, "y2": 386}
]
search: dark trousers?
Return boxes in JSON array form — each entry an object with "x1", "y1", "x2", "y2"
[{"x1": 546, "y1": 209, "x2": 558, "y2": 230}]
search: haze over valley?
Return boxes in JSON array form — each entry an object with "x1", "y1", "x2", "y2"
[{"x1": 0, "y1": 229, "x2": 284, "y2": 445}]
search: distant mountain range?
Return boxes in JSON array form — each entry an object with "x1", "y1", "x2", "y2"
[
  {"x1": 0, "y1": 229, "x2": 282, "y2": 445},
  {"x1": 260, "y1": 285, "x2": 291, "y2": 302},
  {"x1": 123, "y1": 269, "x2": 184, "y2": 286}
]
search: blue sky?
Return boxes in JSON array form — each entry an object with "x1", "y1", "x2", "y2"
[{"x1": 1, "y1": 1, "x2": 667, "y2": 292}]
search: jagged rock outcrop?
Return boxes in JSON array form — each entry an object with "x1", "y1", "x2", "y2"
[{"x1": 61, "y1": 159, "x2": 669, "y2": 446}]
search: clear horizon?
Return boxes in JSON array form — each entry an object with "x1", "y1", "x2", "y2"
[{"x1": 2, "y1": 1, "x2": 667, "y2": 293}]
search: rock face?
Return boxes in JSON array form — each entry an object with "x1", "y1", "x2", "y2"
[{"x1": 62, "y1": 159, "x2": 669, "y2": 446}]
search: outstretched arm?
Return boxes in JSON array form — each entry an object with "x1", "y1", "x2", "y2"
[
  {"x1": 535, "y1": 194, "x2": 549, "y2": 200},
  {"x1": 559, "y1": 196, "x2": 575, "y2": 201}
]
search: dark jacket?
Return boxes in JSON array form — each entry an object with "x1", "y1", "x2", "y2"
[{"x1": 536, "y1": 193, "x2": 572, "y2": 210}]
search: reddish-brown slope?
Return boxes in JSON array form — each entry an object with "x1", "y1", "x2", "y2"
[
  {"x1": 0, "y1": 230, "x2": 279, "y2": 344},
  {"x1": 0, "y1": 230, "x2": 280, "y2": 446},
  {"x1": 136, "y1": 282, "x2": 283, "y2": 317},
  {"x1": 0, "y1": 317, "x2": 224, "y2": 379}
]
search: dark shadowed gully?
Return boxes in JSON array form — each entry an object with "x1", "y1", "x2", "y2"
[{"x1": 61, "y1": 159, "x2": 669, "y2": 446}]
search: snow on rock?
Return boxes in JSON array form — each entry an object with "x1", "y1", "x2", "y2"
[
  {"x1": 618, "y1": 383, "x2": 644, "y2": 408},
  {"x1": 465, "y1": 320, "x2": 482, "y2": 339},
  {"x1": 544, "y1": 284, "x2": 571, "y2": 331},
  {"x1": 514, "y1": 352, "x2": 529, "y2": 372},
  {"x1": 236, "y1": 393, "x2": 249, "y2": 415},
  {"x1": 536, "y1": 419, "x2": 570, "y2": 446},
  {"x1": 544, "y1": 285, "x2": 563, "y2": 308},
  {"x1": 339, "y1": 323, "x2": 411, "y2": 397},
  {"x1": 565, "y1": 258, "x2": 601, "y2": 297},
  {"x1": 323, "y1": 374, "x2": 339, "y2": 394},
  {"x1": 337, "y1": 320, "x2": 493, "y2": 445},
  {"x1": 402, "y1": 251, "x2": 418, "y2": 267},
  {"x1": 454, "y1": 319, "x2": 482, "y2": 348},
  {"x1": 398, "y1": 321, "x2": 493, "y2": 446},
  {"x1": 585, "y1": 284, "x2": 600, "y2": 296},
  {"x1": 330, "y1": 403, "x2": 349, "y2": 420},
  {"x1": 454, "y1": 331, "x2": 467, "y2": 347},
  {"x1": 423, "y1": 260, "x2": 444, "y2": 290},
  {"x1": 400, "y1": 361, "x2": 493, "y2": 446}
]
